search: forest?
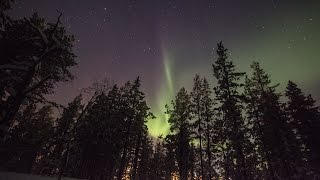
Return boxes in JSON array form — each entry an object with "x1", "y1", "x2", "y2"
[{"x1": 1, "y1": 0, "x2": 320, "y2": 180}]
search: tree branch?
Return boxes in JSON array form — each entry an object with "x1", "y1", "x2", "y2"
[
  {"x1": 26, "y1": 94, "x2": 64, "y2": 109},
  {"x1": 51, "y1": 11, "x2": 62, "y2": 36},
  {"x1": 23, "y1": 75, "x2": 52, "y2": 94},
  {"x1": 27, "y1": 18, "x2": 49, "y2": 44}
]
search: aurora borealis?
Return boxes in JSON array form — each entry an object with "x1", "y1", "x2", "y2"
[
  {"x1": 147, "y1": 47, "x2": 173, "y2": 137},
  {"x1": 10, "y1": 0, "x2": 320, "y2": 137}
]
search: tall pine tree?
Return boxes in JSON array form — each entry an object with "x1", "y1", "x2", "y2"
[
  {"x1": 201, "y1": 77, "x2": 216, "y2": 180},
  {"x1": 190, "y1": 74, "x2": 205, "y2": 178},
  {"x1": 285, "y1": 81, "x2": 320, "y2": 177},
  {"x1": 166, "y1": 87, "x2": 192, "y2": 180},
  {"x1": 244, "y1": 62, "x2": 302, "y2": 179},
  {"x1": 212, "y1": 42, "x2": 249, "y2": 180}
]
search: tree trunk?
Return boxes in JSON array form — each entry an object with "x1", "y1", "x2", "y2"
[
  {"x1": 117, "y1": 146, "x2": 128, "y2": 180},
  {"x1": 236, "y1": 140, "x2": 247, "y2": 180},
  {"x1": 117, "y1": 114, "x2": 134, "y2": 180},
  {"x1": 178, "y1": 128, "x2": 188, "y2": 180},
  {"x1": 58, "y1": 144, "x2": 69, "y2": 180},
  {"x1": 0, "y1": 66, "x2": 35, "y2": 139},
  {"x1": 198, "y1": 119, "x2": 204, "y2": 179},
  {"x1": 206, "y1": 128, "x2": 212, "y2": 180},
  {"x1": 131, "y1": 135, "x2": 141, "y2": 180},
  {"x1": 255, "y1": 111, "x2": 276, "y2": 180},
  {"x1": 224, "y1": 152, "x2": 230, "y2": 180}
]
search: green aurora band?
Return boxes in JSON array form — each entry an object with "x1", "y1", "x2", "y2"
[
  {"x1": 146, "y1": 2, "x2": 320, "y2": 137},
  {"x1": 146, "y1": 48, "x2": 174, "y2": 137}
]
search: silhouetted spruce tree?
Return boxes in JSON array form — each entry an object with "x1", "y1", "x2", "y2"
[
  {"x1": 189, "y1": 142, "x2": 196, "y2": 179},
  {"x1": 212, "y1": 42, "x2": 249, "y2": 180},
  {"x1": 166, "y1": 87, "x2": 192, "y2": 180},
  {"x1": 244, "y1": 62, "x2": 301, "y2": 179},
  {"x1": 71, "y1": 83, "x2": 121, "y2": 179},
  {"x1": 74, "y1": 82, "x2": 141, "y2": 180},
  {"x1": 148, "y1": 136, "x2": 166, "y2": 180},
  {"x1": 243, "y1": 62, "x2": 276, "y2": 179},
  {"x1": 285, "y1": 81, "x2": 320, "y2": 176},
  {"x1": 74, "y1": 92, "x2": 110, "y2": 179},
  {"x1": 130, "y1": 79, "x2": 154, "y2": 180},
  {"x1": 190, "y1": 75, "x2": 216, "y2": 179},
  {"x1": 114, "y1": 77, "x2": 152, "y2": 180},
  {"x1": 190, "y1": 74, "x2": 205, "y2": 178},
  {"x1": 164, "y1": 134, "x2": 178, "y2": 179},
  {"x1": 33, "y1": 95, "x2": 83, "y2": 176},
  {"x1": 136, "y1": 136, "x2": 153, "y2": 180},
  {"x1": 71, "y1": 77, "x2": 151, "y2": 180},
  {"x1": 0, "y1": 11, "x2": 76, "y2": 138},
  {"x1": 201, "y1": 77, "x2": 216, "y2": 180},
  {"x1": 103, "y1": 84, "x2": 126, "y2": 179},
  {"x1": 1, "y1": 104, "x2": 53, "y2": 173},
  {"x1": 57, "y1": 82, "x2": 110, "y2": 179},
  {"x1": 116, "y1": 81, "x2": 135, "y2": 180},
  {"x1": 56, "y1": 95, "x2": 83, "y2": 179}
]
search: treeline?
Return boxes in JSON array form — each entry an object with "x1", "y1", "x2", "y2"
[
  {"x1": 1, "y1": 1, "x2": 320, "y2": 180},
  {"x1": 162, "y1": 43, "x2": 320, "y2": 180},
  {"x1": 0, "y1": 2, "x2": 154, "y2": 179}
]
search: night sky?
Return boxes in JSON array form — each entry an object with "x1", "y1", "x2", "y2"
[{"x1": 10, "y1": 0, "x2": 320, "y2": 137}]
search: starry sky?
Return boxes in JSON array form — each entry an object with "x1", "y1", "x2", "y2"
[{"x1": 10, "y1": 0, "x2": 320, "y2": 137}]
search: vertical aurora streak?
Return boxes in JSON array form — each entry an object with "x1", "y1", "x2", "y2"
[
  {"x1": 146, "y1": 47, "x2": 174, "y2": 137},
  {"x1": 164, "y1": 52, "x2": 174, "y2": 96}
]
